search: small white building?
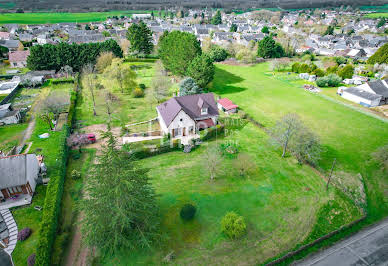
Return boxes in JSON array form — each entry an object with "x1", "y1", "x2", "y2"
[
  {"x1": 132, "y1": 14, "x2": 152, "y2": 19},
  {"x1": 341, "y1": 88, "x2": 381, "y2": 107}
]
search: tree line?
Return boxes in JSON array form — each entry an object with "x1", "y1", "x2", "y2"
[{"x1": 27, "y1": 39, "x2": 123, "y2": 72}]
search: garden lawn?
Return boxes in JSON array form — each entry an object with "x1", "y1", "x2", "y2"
[
  {"x1": 0, "y1": 123, "x2": 28, "y2": 151},
  {"x1": 0, "y1": 11, "x2": 155, "y2": 24},
  {"x1": 76, "y1": 61, "x2": 158, "y2": 127},
  {"x1": 210, "y1": 63, "x2": 388, "y2": 218},
  {"x1": 12, "y1": 185, "x2": 47, "y2": 266},
  {"x1": 102, "y1": 122, "x2": 361, "y2": 265},
  {"x1": 364, "y1": 12, "x2": 388, "y2": 18}
]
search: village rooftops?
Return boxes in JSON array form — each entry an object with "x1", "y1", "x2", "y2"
[{"x1": 367, "y1": 80, "x2": 388, "y2": 98}]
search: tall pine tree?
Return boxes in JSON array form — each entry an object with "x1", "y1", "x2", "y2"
[
  {"x1": 80, "y1": 131, "x2": 159, "y2": 255},
  {"x1": 127, "y1": 21, "x2": 154, "y2": 55}
]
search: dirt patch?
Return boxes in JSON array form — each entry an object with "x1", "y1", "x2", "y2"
[{"x1": 79, "y1": 124, "x2": 122, "y2": 150}]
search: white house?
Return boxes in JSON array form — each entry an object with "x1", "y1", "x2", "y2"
[
  {"x1": 0, "y1": 103, "x2": 21, "y2": 125},
  {"x1": 156, "y1": 93, "x2": 219, "y2": 144},
  {"x1": 340, "y1": 79, "x2": 388, "y2": 107}
]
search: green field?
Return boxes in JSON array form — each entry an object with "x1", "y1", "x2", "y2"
[
  {"x1": 364, "y1": 12, "x2": 388, "y2": 18},
  {"x1": 103, "y1": 120, "x2": 361, "y2": 265},
  {"x1": 0, "y1": 10, "x2": 153, "y2": 24},
  {"x1": 210, "y1": 63, "x2": 388, "y2": 217}
]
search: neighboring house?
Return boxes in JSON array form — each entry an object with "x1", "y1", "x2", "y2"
[
  {"x1": 8, "y1": 50, "x2": 30, "y2": 68},
  {"x1": 0, "y1": 103, "x2": 21, "y2": 125},
  {"x1": 0, "y1": 81, "x2": 19, "y2": 96},
  {"x1": 341, "y1": 79, "x2": 388, "y2": 107},
  {"x1": 217, "y1": 98, "x2": 238, "y2": 113},
  {"x1": 0, "y1": 40, "x2": 20, "y2": 51},
  {"x1": 0, "y1": 154, "x2": 43, "y2": 204},
  {"x1": 341, "y1": 87, "x2": 382, "y2": 107},
  {"x1": 157, "y1": 93, "x2": 219, "y2": 143},
  {"x1": 0, "y1": 32, "x2": 10, "y2": 40}
]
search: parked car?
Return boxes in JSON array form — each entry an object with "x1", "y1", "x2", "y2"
[{"x1": 86, "y1": 134, "x2": 96, "y2": 143}]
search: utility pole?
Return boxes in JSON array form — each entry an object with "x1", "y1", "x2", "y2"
[{"x1": 326, "y1": 158, "x2": 336, "y2": 191}]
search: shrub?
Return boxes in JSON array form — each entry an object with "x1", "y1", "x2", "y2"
[
  {"x1": 298, "y1": 63, "x2": 311, "y2": 73},
  {"x1": 71, "y1": 169, "x2": 81, "y2": 180},
  {"x1": 334, "y1": 56, "x2": 347, "y2": 65},
  {"x1": 326, "y1": 65, "x2": 338, "y2": 74},
  {"x1": 71, "y1": 150, "x2": 81, "y2": 160},
  {"x1": 367, "y1": 42, "x2": 388, "y2": 64},
  {"x1": 180, "y1": 204, "x2": 196, "y2": 221},
  {"x1": 312, "y1": 68, "x2": 325, "y2": 77},
  {"x1": 220, "y1": 142, "x2": 239, "y2": 158},
  {"x1": 27, "y1": 253, "x2": 35, "y2": 266},
  {"x1": 221, "y1": 212, "x2": 246, "y2": 239},
  {"x1": 291, "y1": 62, "x2": 300, "y2": 73},
  {"x1": 316, "y1": 74, "x2": 342, "y2": 87},
  {"x1": 338, "y1": 65, "x2": 354, "y2": 79},
  {"x1": 207, "y1": 45, "x2": 228, "y2": 62},
  {"x1": 139, "y1": 83, "x2": 146, "y2": 90},
  {"x1": 17, "y1": 227, "x2": 32, "y2": 241},
  {"x1": 132, "y1": 87, "x2": 145, "y2": 98}
]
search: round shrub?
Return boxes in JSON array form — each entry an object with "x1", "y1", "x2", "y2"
[
  {"x1": 208, "y1": 45, "x2": 228, "y2": 62},
  {"x1": 298, "y1": 63, "x2": 311, "y2": 73},
  {"x1": 326, "y1": 74, "x2": 342, "y2": 87},
  {"x1": 291, "y1": 62, "x2": 300, "y2": 73},
  {"x1": 71, "y1": 169, "x2": 81, "y2": 180},
  {"x1": 337, "y1": 64, "x2": 354, "y2": 79},
  {"x1": 221, "y1": 212, "x2": 246, "y2": 239},
  {"x1": 27, "y1": 253, "x2": 35, "y2": 266},
  {"x1": 180, "y1": 204, "x2": 196, "y2": 221},
  {"x1": 139, "y1": 83, "x2": 146, "y2": 90},
  {"x1": 17, "y1": 227, "x2": 32, "y2": 241},
  {"x1": 132, "y1": 87, "x2": 145, "y2": 98},
  {"x1": 312, "y1": 68, "x2": 325, "y2": 77}
]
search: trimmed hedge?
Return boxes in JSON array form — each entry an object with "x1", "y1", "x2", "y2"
[
  {"x1": 51, "y1": 78, "x2": 75, "y2": 85},
  {"x1": 130, "y1": 139, "x2": 181, "y2": 159},
  {"x1": 34, "y1": 81, "x2": 78, "y2": 265},
  {"x1": 201, "y1": 124, "x2": 225, "y2": 141}
]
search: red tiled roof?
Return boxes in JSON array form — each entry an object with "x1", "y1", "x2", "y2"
[
  {"x1": 217, "y1": 98, "x2": 238, "y2": 111},
  {"x1": 8, "y1": 50, "x2": 30, "y2": 63},
  {"x1": 196, "y1": 118, "x2": 215, "y2": 129}
]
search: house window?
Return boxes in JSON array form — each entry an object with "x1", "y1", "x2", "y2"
[{"x1": 201, "y1": 108, "x2": 208, "y2": 115}]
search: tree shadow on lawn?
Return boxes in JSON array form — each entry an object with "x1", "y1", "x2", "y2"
[{"x1": 211, "y1": 67, "x2": 246, "y2": 95}]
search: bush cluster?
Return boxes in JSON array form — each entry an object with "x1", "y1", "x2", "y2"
[
  {"x1": 71, "y1": 169, "x2": 81, "y2": 180},
  {"x1": 201, "y1": 124, "x2": 225, "y2": 141},
  {"x1": 316, "y1": 74, "x2": 342, "y2": 87},
  {"x1": 132, "y1": 87, "x2": 145, "y2": 98},
  {"x1": 17, "y1": 227, "x2": 32, "y2": 241},
  {"x1": 221, "y1": 212, "x2": 246, "y2": 239},
  {"x1": 207, "y1": 45, "x2": 228, "y2": 62}
]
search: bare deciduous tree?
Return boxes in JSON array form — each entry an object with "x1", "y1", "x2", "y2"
[
  {"x1": 96, "y1": 51, "x2": 115, "y2": 73},
  {"x1": 270, "y1": 113, "x2": 303, "y2": 158},
  {"x1": 233, "y1": 152, "x2": 257, "y2": 177},
  {"x1": 150, "y1": 61, "x2": 171, "y2": 103},
  {"x1": 119, "y1": 39, "x2": 131, "y2": 56},
  {"x1": 39, "y1": 91, "x2": 69, "y2": 130},
  {"x1": 291, "y1": 126, "x2": 322, "y2": 166},
  {"x1": 82, "y1": 63, "x2": 98, "y2": 116},
  {"x1": 103, "y1": 58, "x2": 137, "y2": 94},
  {"x1": 372, "y1": 144, "x2": 388, "y2": 173},
  {"x1": 202, "y1": 146, "x2": 223, "y2": 180}
]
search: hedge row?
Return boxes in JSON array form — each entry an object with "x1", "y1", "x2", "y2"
[
  {"x1": 34, "y1": 126, "x2": 69, "y2": 265},
  {"x1": 51, "y1": 78, "x2": 75, "y2": 85},
  {"x1": 34, "y1": 82, "x2": 78, "y2": 265},
  {"x1": 130, "y1": 139, "x2": 181, "y2": 159}
]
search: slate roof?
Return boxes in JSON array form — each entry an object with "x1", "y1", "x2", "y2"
[
  {"x1": 344, "y1": 87, "x2": 382, "y2": 101},
  {"x1": 9, "y1": 50, "x2": 30, "y2": 63},
  {"x1": 157, "y1": 93, "x2": 219, "y2": 127},
  {"x1": 367, "y1": 80, "x2": 388, "y2": 98},
  {"x1": 0, "y1": 154, "x2": 38, "y2": 190},
  {"x1": 0, "y1": 40, "x2": 19, "y2": 49}
]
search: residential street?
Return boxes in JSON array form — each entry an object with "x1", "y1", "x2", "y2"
[{"x1": 296, "y1": 218, "x2": 388, "y2": 266}]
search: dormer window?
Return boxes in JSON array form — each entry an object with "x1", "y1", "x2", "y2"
[{"x1": 201, "y1": 107, "x2": 208, "y2": 115}]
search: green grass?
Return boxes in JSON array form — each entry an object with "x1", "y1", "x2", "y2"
[
  {"x1": 102, "y1": 121, "x2": 361, "y2": 265},
  {"x1": 0, "y1": 94, "x2": 7, "y2": 102},
  {"x1": 76, "y1": 61, "x2": 158, "y2": 127},
  {"x1": 0, "y1": 10, "x2": 154, "y2": 24},
  {"x1": 364, "y1": 12, "x2": 388, "y2": 18},
  {"x1": 0, "y1": 123, "x2": 28, "y2": 151},
  {"x1": 12, "y1": 185, "x2": 47, "y2": 266}
]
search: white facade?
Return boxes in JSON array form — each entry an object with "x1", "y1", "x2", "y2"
[
  {"x1": 341, "y1": 90, "x2": 380, "y2": 107},
  {"x1": 158, "y1": 109, "x2": 196, "y2": 137}
]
